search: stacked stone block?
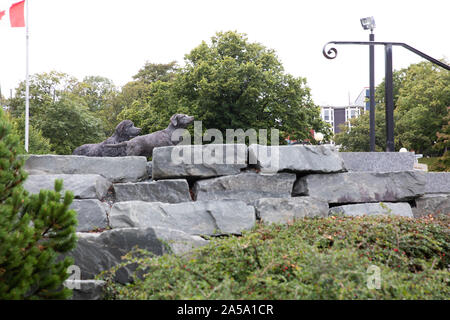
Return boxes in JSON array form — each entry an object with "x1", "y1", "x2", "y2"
[
  {"x1": 23, "y1": 146, "x2": 449, "y2": 299},
  {"x1": 412, "y1": 172, "x2": 450, "y2": 217}
]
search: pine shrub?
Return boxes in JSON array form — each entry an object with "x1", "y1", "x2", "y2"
[{"x1": 0, "y1": 109, "x2": 78, "y2": 299}]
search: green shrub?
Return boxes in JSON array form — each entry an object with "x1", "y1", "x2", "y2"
[
  {"x1": 0, "y1": 109, "x2": 78, "y2": 299},
  {"x1": 11, "y1": 115, "x2": 54, "y2": 155},
  {"x1": 100, "y1": 215, "x2": 449, "y2": 300},
  {"x1": 429, "y1": 152, "x2": 450, "y2": 172}
]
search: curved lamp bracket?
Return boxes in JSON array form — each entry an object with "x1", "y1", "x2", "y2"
[{"x1": 322, "y1": 41, "x2": 450, "y2": 70}]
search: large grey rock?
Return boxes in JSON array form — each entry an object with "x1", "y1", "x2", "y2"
[
  {"x1": 329, "y1": 202, "x2": 413, "y2": 217},
  {"x1": 23, "y1": 174, "x2": 111, "y2": 199},
  {"x1": 424, "y1": 172, "x2": 450, "y2": 194},
  {"x1": 69, "y1": 227, "x2": 207, "y2": 282},
  {"x1": 254, "y1": 197, "x2": 329, "y2": 224},
  {"x1": 340, "y1": 152, "x2": 415, "y2": 172},
  {"x1": 114, "y1": 179, "x2": 191, "y2": 203},
  {"x1": 69, "y1": 229, "x2": 165, "y2": 282},
  {"x1": 413, "y1": 194, "x2": 450, "y2": 217},
  {"x1": 248, "y1": 144, "x2": 346, "y2": 174},
  {"x1": 65, "y1": 280, "x2": 106, "y2": 300},
  {"x1": 193, "y1": 172, "x2": 296, "y2": 204},
  {"x1": 151, "y1": 226, "x2": 208, "y2": 256},
  {"x1": 152, "y1": 144, "x2": 247, "y2": 180},
  {"x1": 109, "y1": 200, "x2": 256, "y2": 235},
  {"x1": 24, "y1": 155, "x2": 148, "y2": 182},
  {"x1": 70, "y1": 199, "x2": 109, "y2": 232},
  {"x1": 293, "y1": 171, "x2": 426, "y2": 204}
]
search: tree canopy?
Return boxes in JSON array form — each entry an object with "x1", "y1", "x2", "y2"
[
  {"x1": 119, "y1": 31, "x2": 331, "y2": 144},
  {"x1": 5, "y1": 31, "x2": 347, "y2": 153},
  {"x1": 336, "y1": 61, "x2": 450, "y2": 155},
  {"x1": 8, "y1": 72, "x2": 108, "y2": 154}
]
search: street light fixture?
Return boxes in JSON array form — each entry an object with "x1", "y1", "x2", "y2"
[
  {"x1": 360, "y1": 17, "x2": 376, "y2": 31},
  {"x1": 361, "y1": 16, "x2": 376, "y2": 152}
]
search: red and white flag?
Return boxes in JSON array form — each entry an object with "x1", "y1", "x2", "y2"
[{"x1": 0, "y1": 0, "x2": 25, "y2": 27}]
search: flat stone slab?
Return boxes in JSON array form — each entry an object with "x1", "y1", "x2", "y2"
[
  {"x1": 152, "y1": 144, "x2": 247, "y2": 180},
  {"x1": 249, "y1": 144, "x2": 346, "y2": 174},
  {"x1": 69, "y1": 227, "x2": 207, "y2": 282},
  {"x1": 340, "y1": 152, "x2": 415, "y2": 172},
  {"x1": 254, "y1": 197, "x2": 329, "y2": 224},
  {"x1": 114, "y1": 179, "x2": 191, "y2": 203},
  {"x1": 23, "y1": 174, "x2": 111, "y2": 200},
  {"x1": 413, "y1": 194, "x2": 450, "y2": 217},
  {"x1": 329, "y1": 202, "x2": 413, "y2": 217},
  {"x1": 24, "y1": 155, "x2": 148, "y2": 183},
  {"x1": 70, "y1": 199, "x2": 110, "y2": 232},
  {"x1": 293, "y1": 171, "x2": 426, "y2": 204},
  {"x1": 193, "y1": 172, "x2": 296, "y2": 204},
  {"x1": 65, "y1": 280, "x2": 106, "y2": 300},
  {"x1": 109, "y1": 200, "x2": 256, "y2": 236},
  {"x1": 424, "y1": 172, "x2": 450, "y2": 194}
]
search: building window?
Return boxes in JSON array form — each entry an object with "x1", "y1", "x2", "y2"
[{"x1": 324, "y1": 109, "x2": 330, "y2": 121}]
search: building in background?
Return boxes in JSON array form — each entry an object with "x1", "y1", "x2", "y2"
[
  {"x1": 320, "y1": 87, "x2": 371, "y2": 137},
  {"x1": 320, "y1": 105, "x2": 363, "y2": 134},
  {"x1": 354, "y1": 87, "x2": 370, "y2": 111}
]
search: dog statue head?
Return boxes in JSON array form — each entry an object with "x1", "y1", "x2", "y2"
[
  {"x1": 169, "y1": 114, "x2": 195, "y2": 129},
  {"x1": 115, "y1": 120, "x2": 142, "y2": 141}
]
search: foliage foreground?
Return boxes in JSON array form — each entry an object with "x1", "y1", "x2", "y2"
[
  {"x1": 101, "y1": 215, "x2": 449, "y2": 300},
  {"x1": 0, "y1": 109, "x2": 78, "y2": 299}
]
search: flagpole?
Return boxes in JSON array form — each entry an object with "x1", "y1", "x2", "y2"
[{"x1": 24, "y1": 0, "x2": 29, "y2": 152}]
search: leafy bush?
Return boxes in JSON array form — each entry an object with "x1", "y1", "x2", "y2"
[
  {"x1": 0, "y1": 109, "x2": 78, "y2": 299},
  {"x1": 100, "y1": 215, "x2": 449, "y2": 300},
  {"x1": 11, "y1": 115, "x2": 54, "y2": 155}
]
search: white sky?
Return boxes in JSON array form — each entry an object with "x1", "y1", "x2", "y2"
[{"x1": 0, "y1": 0, "x2": 449, "y2": 106}]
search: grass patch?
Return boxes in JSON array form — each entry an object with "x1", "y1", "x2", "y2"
[{"x1": 100, "y1": 215, "x2": 450, "y2": 300}]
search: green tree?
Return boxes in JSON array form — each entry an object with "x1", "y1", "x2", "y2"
[
  {"x1": 38, "y1": 94, "x2": 105, "y2": 155},
  {"x1": 73, "y1": 76, "x2": 121, "y2": 136},
  {"x1": 132, "y1": 61, "x2": 178, "y2": 84},
  {"x1": 73, "y1": 76, "x2": 117, "y2": 113},
  {"x1": 336, "y1": 61, "x2": 449, "y2": 154},
  {"x1": 11, "y1": 115, "x2": 53, "y2": 154},
  {"x1": 118, "y1": 31, "x2": 331, "y2": 143},
  {"x1": 8, "y1": 71, "x2": 79, "y2": 119},
  {"x1": 119, "y1": 81, "x2": 179, "y2": 135},
  {"x1": 374, "y1": 69, "x2": 407, "y2": 107},
  {"x1": 395, "y1": 62, "x2": 450, "y2": 154},
  {"x1": 0, "y1": 109, "x2": 77, "y2": 299},
  {"x1": 0, "y1": 86, "x2": 6, "y2": 107},
  {"x1": 117, "y1": 61, "x2": 181, "y2": 135},
  {"x1": 174, "y1": 31, "x2": 330, "y2": 143},
  {"x1": 335, "y1": 107, "x2": 387, "y2": 151},
  {"x1": 8, "y1": 72, "x2": 106, "y2": 154},
  {"x1": 430, "y1": 107, "x2": 450, "y2": 171}
]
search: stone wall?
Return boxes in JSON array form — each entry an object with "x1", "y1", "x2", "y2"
[{"x1": 23, "y1": 146, "x2": 450, "y2": 299}]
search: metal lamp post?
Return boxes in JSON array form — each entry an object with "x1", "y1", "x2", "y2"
[
  {"x1": 360, "y1": 17, "x2": 376, "y2": 152},
  {"x1": 323, "y1": 41, "x2": 450, "y2": 152}
]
